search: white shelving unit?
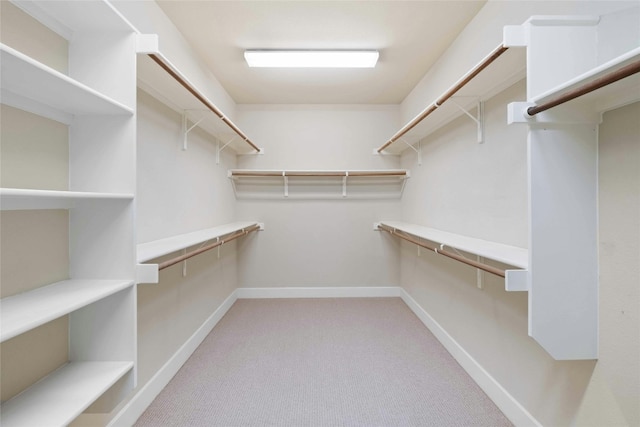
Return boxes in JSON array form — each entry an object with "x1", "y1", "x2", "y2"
[
  {"x1": 503, "y1": 11, "x2": 640, "y2": 360},
  {"x1": 228, "y1": 169, "x2": 410, "y2": 199},
  {"x1": 0, "y1": 188, "x2": 134, "y2": 211},
  {"x1": 138, "y1": 221, "x2": 261, "y2": 263},
  {"x1": 377, "y1": 221, "x2": 527, "y2": 269},
  {"x1": 377, "y1": 221, "x2": 528, "y2": 292},
  {"x1": 0, "y1": 0, "x2": 140, "y2": 424}
]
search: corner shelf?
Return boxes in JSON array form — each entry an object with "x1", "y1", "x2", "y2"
[
  {"x1": 228, "y1": 169, "x2": 410, "y2": 199},
  {"x1": 1, "y1": 279, "x2": 134, "y2": 343},
  {"x1": 137, "y1": 221, "x2": 262, "y2": 263},
  {"x1": 377, "y1": 44, "x2": 526, "y2": 154},
  {"x1": 0, "y1": 361, "x2": 134, "y2": 427},
  {"x1": 0, "y1": 188, "x2": 134, "y2": 211},
  {"x1": 1, "y1": 43, "x2": 133, "y2": 124}
]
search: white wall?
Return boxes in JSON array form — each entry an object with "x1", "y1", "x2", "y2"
[
  {"x1": 135, "y1": 89, "x2": 238, "y2": 380},
  {"x1": 593, "y1": 102, "x2": 640, "y2": 426},
  {"x1": 235, "y1": 105, "x2": 402, "y2": 288}
]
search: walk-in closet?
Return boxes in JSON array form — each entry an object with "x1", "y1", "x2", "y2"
[{"x1": 1, "y1": 1, "x2": 638, "y2": 426}]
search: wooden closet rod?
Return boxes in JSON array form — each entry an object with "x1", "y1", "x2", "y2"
[
  {"x1": 377, "y1": 224, "x2": 505, "y2": 278},
  {"x1": 158, "y1": 224, "x2": 260, "y2": 271},
  {"x1": 527, "y1": 59, "x2": 640, "y2": 116},
  {"x1": 148, "y1": 54, "x2": 260, "y2": 152},
  {"x1": 377, "y1": 44, "x2": 509, "y2": 153}
]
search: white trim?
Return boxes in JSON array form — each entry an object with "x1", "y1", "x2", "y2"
[
  {"x1": 107, "y1": 290, "x2": 238, "y2": 427},
  {"x1": 236, "y1": 286, "x2": 403, "y2": 299},
  {"x1": 399, "y1": 289, "x2": 542, "y2": 427}
]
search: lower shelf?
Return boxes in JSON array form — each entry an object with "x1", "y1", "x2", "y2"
[
  {"x1": 1, "y1": 279, "x2": 134, "y2": 342},
  {"x1": 0, "y1": 361, "x2": 134, "y2": 427}
]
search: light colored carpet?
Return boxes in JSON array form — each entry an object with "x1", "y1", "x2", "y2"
[{"x1": 135, "y1": 298, "x2": 512, "y2": 426}]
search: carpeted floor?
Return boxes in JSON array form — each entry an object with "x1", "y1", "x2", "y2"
[{"x1": 135, "y1": 298, "x2": 512, "y2": 426}]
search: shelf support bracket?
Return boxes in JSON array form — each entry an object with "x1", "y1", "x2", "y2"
[
  {"x1": 399, "y1": 138, "x2": 422, "y2": 165},
  {"x1": 182, "y1": 111, "x2": 205, "y2": 151},
  {"x1": 450, "y1": 99, "x2": 484, "y2": 144},
  {"x1": 477, "y1": 255, "x2": 484, "y2": 289},
  {"x1": 182, "y1": 249, "x2": 188, "y2": 277},
  {"x1": 283, "y1": 172, "x2": 289, "y2": 197},
  {"x1": 343, "y1": 172, "x2": 348, "y2": 197},
  {"x1": 217, "y1": 136, "x2": 238, "y2": 164}
]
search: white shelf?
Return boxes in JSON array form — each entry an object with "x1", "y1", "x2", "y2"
[
  {"x1": 1, "y1": 279, "x2": 134, "y2": 343},
  {"x1": 0, "y1": 43, "x2": 134, "y2": 123},
  {"x1": 531, "y1": 46, "x2": 640, "y2": 113},
  {"x1": 378, "y1": 221, "x2": 527, "y2": 269},
  {"x1": 0, "y1": 361, "x2": 133, "y2": 427},
  {"x1": 229, "y1": 169, "x2": 410, "y2": 199},
  {"x1": 379, "y1": 46, "x2": 526, "y2": 154},
  {"x1": 0, "y1": 188, "x2": 134, "y2": 210},
  {"x1": 137, "y1": 221, "x2": 261, "y2": 263},
  {"x1": 10, "y1": 0, "x2": 138, "y2": 37}
]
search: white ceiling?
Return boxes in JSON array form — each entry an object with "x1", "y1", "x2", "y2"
[{"x1": 156, "y1": 1, "x2": 486, "y2": 105}]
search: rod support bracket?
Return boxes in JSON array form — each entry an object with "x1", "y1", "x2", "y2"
[{"x1": 182, "y1": 110, "x2": 206, "y2": 151}]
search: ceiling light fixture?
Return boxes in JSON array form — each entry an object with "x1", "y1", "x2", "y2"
[{"x1": 244, "y1": 50, "x2": 379, "y2": 68}]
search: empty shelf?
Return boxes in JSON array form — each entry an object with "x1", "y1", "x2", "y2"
[
  {"x1": 1, "y1": 279, "x2": 134, "y2": 343},
  {"x1": 1, "y1": 44, "x2": 134, "y2": 121},
  {"x1": 228, "y1": 170, "x2": 410, "y2": 199},
  {"x1": 0, "y1": 361, "x2": 133, "y2": 427},
  {"x1": 13, "y1": 0, "x2": 138, "y2": 35},
  {"x1": 137, "y1": 221, "x2": 261, "y2": 263},
  {"x1": 378, "y1": 221, "x2": 528, "y2": 269},
  {"x1": 0, "y1": 188, "x2": 134, "y2": 210}
]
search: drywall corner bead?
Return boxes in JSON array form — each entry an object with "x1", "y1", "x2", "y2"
[
  {"x1": 136, "y1": 34, "x2": 159, "y2": 54},
  {"x1": 503, "y1": 25, "x2": 527, "y2": 47}
]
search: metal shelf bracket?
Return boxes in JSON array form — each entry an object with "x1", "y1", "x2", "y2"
[
  {"x1": 450, "y1": 98, "x2": 485, "y2": 144},
  {"x1": 399, "y1": 138, "x2": 422, "y2": 165},
  {"x1": 182, "y1": 110, "x2": 205, "y2": 151}
]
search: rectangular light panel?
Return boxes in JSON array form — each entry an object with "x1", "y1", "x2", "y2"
[{"x1": 244, "y1": 50, "x2": 379, "y2": 68}]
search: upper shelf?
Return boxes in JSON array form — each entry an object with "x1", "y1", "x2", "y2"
[
  {"x1": 378, "y1": 221, "x2": 528, "y2": 269},
  {"x1": 378, "y1": 44, "x2": 526, "y2": 154},
  {"x1": 530, "y1": 47, "x2": 640, "y2": 114},
  {"x1": 137, "y1": 221, "x2": 261, "y2": 263},
  {"x1": 228, "y1": 169, "x2": 410, "y2": 199},
  {"x1": 137, "y1": 52, "x2": 261, "y2": 155},
  {"x1": 10, "y1": 0, "x2": 138, "y2": 38},
  {"x1": 0, "y1": 43, "x2": 134, "y2": 124},
  {"x1": 0, "y1": 188, "x2": 134, "y2": 210}
]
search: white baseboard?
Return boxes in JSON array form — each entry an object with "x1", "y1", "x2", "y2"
[
  {"x1": 399, "y1": 289, "x2": 541, "y2": 427},
  {"x1": 236, "y1": 286, "x2": 403, "y2": 299},
  {"x1": 108, "y1": 290, "x2": 239, "y2": 427}
]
